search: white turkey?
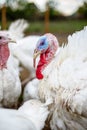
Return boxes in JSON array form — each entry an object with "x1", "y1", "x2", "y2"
[
  {"x1": 23, "y1": 36, "x2": 60, "y2": 101},
  {"x1": 0, "y1": 99, "x2": 52, "y2": 130},
  {"x1": 33, "y1": 26, "x2": 87, "y2": 130},
  {"x1": 0, "y1": 31, "x2": 21, "y2": 108}
]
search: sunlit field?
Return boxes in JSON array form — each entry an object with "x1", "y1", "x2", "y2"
[{"x1": 26, "y1": 20, "x2": 87, "y2": 34}]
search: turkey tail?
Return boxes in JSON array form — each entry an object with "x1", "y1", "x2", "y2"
[
  {"x1": 8, "y1": 19, "x2": 29, "y2": 40},
  {"x1": 58, "y1": 26, "x2": 87, "y2": 64},
  {"x1": 67, "y1": 26, "x2": 87, "y2": 58}
]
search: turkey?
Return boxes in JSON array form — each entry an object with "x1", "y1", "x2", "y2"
[
  {"x1": 0, "y1": 99, "x2": 52, "y2": 130},
  {"x1": 0, "y1": 31, "x2": 21, "y2": 108},
  {"x1": 23, "y1": 35, "x2": 60, "y2": 101},
  {"x1": 33, "y1": 27, "x2": 87, "y2": 130}
]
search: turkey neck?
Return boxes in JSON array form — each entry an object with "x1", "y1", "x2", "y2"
[
  {"x1": 36, "y1": 44, "x2": 58, "y2": 80},
  {"x1": 0, "y1": 44, "x2": 10, "y2": 70}
]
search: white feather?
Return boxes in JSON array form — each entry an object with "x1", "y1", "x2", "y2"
[
  {"x1": 0, "y1": 99, "x2": 50, "y2": 130},
  {"x1": 8, "y1": 19, "x2": 28, "y2": 40},
  {"x1": 10, "y1": 35, "x2": 40, "y2": 81},
  {"x1": 0, "y1": 53, "x2": 21, "y2": 107},
  {"x1": 23, "y1": 78, "x2": 39, "y2": 101}
]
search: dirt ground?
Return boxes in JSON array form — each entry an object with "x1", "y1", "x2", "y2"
[{"x1": 55, "y1": 33, "x2": 69, "y2": 45}]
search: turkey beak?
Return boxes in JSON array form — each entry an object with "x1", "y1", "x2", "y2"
[
  {"x1": 33, "y1": 49, "x2": 41, "y2": 68},
  {"x1": 8, "y1": 38, "x2": 16, "y2": 43}
]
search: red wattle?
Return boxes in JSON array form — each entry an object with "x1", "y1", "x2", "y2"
[
  {"x1": 36, "y1": 53, "x2": 50, "y2": 80},
  {"x1": 0, "y1": 44, "x2": 10, "y2": 69},
  {"x1": 36, "y1": 68, "x2": 43, "y2": 79},
  {"x1": 36, "y1": 54, "x2": 47, "y2": 80}
]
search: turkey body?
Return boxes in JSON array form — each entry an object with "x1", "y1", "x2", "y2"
[
  {"x1": 0, "y1": 54, "x2": 21, "y2": 107},
  {"x1": 34, "y1": 27, "x2": 87, "y2": 130},
  {"x1": 0, "y1": 109, "x2": 36, "y2": 130},
  {"x1": 23, "y1": 78, "x2": 39, "y2": 101},
  {"x1": 0, "y1": 99, "x2": 51, "y2": 130}
]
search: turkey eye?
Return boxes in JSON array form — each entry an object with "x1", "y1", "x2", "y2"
[
  {"x1": 40, "y1": 41, "x2": 44, "y2": 46},
  {"x1": 0, "y1": 36, "x2": 2, "y2": 39}
]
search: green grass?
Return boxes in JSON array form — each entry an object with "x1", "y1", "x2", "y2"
[
  {"x1": 0, "y1": 19, "x2": 87, "y2": 34},
  {"x1": 50, "y1": 20, "x2": 87, "y2": 33},
  {"x1": 25, "y1": 19, "x2": 87, "y2": 34}
]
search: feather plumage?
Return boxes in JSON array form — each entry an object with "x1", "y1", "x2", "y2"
[{"x1": 0, "y1": 99, "x2": 51, "y2": 130}]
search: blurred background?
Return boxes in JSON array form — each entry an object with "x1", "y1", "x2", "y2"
[{"x1": 0, "y1": 0, "x2": 87, "y2": 45}]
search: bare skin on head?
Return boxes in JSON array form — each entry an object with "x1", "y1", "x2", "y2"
[{"x1": 0, "y1": 31, "x2": 16, "y2": 69}]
